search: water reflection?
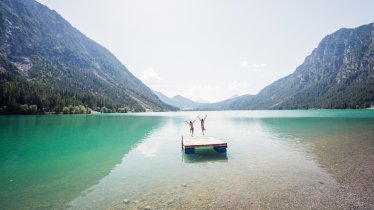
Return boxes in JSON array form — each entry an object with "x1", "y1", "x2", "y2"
[
  {"x1": 181, "y1": 148, "x2": 228, "y2": 163},
  {"x1": 0, "y1": 114, "x2": 166, "y2": 210}
]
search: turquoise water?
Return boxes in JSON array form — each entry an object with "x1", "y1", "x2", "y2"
[{"x1": 1, "y1": 110, "x2": 374, "y2": 209}]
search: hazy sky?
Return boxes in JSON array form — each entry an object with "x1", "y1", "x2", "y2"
[{"x1": 37, "y1": 0, "x2": 374, "y2": 102}]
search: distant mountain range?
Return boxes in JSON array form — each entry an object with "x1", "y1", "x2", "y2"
[
  {"x1": 155, "y1": 22, "x2": 374, "y2": 110},
  {"x1": 153, "y1": 91, "x2": 203, "y2": 110},
  {"x1": 0, "y1": 0, "x2": 176, "y2": 114},
  {"x1": 153, "y1": 90, "x2": 258, "y2": 110}
]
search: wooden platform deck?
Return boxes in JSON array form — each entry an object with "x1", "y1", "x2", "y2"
[{"x1": 182, "y1": 136, "x2": 227, "y2": 154}]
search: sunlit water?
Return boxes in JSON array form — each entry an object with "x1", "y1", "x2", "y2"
[{"x1": 1, "y1": 110, "x2": 374, "y2": 209}]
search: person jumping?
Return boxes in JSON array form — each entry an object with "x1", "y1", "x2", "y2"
[
  {"x1": 185, "y1": 120, "x2": 196, "y2": 137},
  {"x1": 197, "y1": 115, "x2": 207, "y2": 136}
]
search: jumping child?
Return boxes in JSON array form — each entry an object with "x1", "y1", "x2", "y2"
[
  {"x1": 197, "y1": 115, "x2": 207, "y2": 136},
  {"x1": 185, "y1": 120, "x2": 196, "y2": 137}
]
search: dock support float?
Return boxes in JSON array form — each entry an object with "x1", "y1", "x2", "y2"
[{"x1": 181, "y1": 136, "x2": 227, "y2": 155}]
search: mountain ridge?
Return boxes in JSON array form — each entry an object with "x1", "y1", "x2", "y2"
[
  {"x1": 0, "y1": 0, "x2": 177, "y2": 114},
  {"x1": 153, "y1": 91, "x2": 203, "y2": 110},
  {"x1": 199, "y1": 22, "x2": 374, "y2": 110}
]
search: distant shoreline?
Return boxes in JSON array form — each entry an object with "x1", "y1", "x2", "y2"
[{"x1": 1, "y1": 108, "x2": 374, "y2": 116}]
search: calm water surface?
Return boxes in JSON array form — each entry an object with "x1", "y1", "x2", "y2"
[{"x1": 1, "y1": 110, "x2": 374, "y2": 209}]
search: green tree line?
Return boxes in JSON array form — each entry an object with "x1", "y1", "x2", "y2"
[{"x1": 0, "y1": 72, "x2": 134, "y2": 114}]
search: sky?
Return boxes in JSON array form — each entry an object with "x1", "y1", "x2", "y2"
[{"x1": 36, "y1": 0, "x2": 374, "y2": 102}]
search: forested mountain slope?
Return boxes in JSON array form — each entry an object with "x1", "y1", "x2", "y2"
[{"x1": 0, "y1": 0, "x2": 176, "y2": 114}]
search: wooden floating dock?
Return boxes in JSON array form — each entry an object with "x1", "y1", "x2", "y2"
[{"x1": 181, "y1": 136, "x2": 228, "y2": 154}]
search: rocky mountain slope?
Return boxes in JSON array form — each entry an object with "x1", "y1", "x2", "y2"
[
  {"x1": 0, "y1": 0, "x2": 176, "y2": 114},
  {"x1": 212, "y1": 22, "x2": 374, "y2": 110}
]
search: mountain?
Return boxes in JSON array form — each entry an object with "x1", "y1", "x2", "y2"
[
  {"x1": 153, "y1": 91, "x2": 204, "y2": 110},
  {"x1": 171, "y1": 95, "x2": 202, "y2": 108},
  {"x1": 215, "y1": 22, "x2": 374, "y2": 110},
  {"x1": 0, "y1": 0, "x2": 176, "y2": 114},
  {"x1": 153, "y1": 91, "x2": 177, "y2": 107},
  {"x1": 197, "y1": 94, "x2": 255, "y2": 110}
]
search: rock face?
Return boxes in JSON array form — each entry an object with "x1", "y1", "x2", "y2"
[
  {"x1": 0, "y1": 0, "x2": 176, "y2": 112},
  {"x1": 220, "y1": 22, "x2": 374, "y2": 109}
]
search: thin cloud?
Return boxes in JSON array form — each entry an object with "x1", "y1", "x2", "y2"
[
  {"x1": 240, "y1": 60, "x2": 249, "y2": 67},
  {"x1": 241, "y1": 61, "x2": 267, "y2": 68},
  {"x1": 251, "y1": 63, "x2": 267, "y2": 68},
  {"x1": 229, "y1": 80, "x2": 250, "y2": 91},
  {"x1": 140, "y1": 67, "x2": 162, "y2": 83}
]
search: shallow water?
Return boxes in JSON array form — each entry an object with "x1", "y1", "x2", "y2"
[{"x1": 0, "y1": 110, "x2": 373, "y2": 209}]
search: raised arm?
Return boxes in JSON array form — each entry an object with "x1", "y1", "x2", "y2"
[
  {"x1": 185, "y1": 121, "x2": 189, "y2": 125},
  {"x1": 204, "y1": 115, "x2": 207, "y2": 120},
  {"x1": 197, "y1": 116, "x2": 201, "y2": 120}
]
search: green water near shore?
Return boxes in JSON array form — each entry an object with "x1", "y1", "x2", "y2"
[{"x1": 1, "y1": 110, "x2": 374, "y2": 209}]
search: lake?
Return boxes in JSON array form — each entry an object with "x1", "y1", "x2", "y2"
[{"x1": 1, "y1": 110, "x2": 374, "y2": 209}]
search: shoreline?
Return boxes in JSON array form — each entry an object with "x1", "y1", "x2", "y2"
[{"x1": 1, "y1": 108, "x2": 374, "y2": 116}]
